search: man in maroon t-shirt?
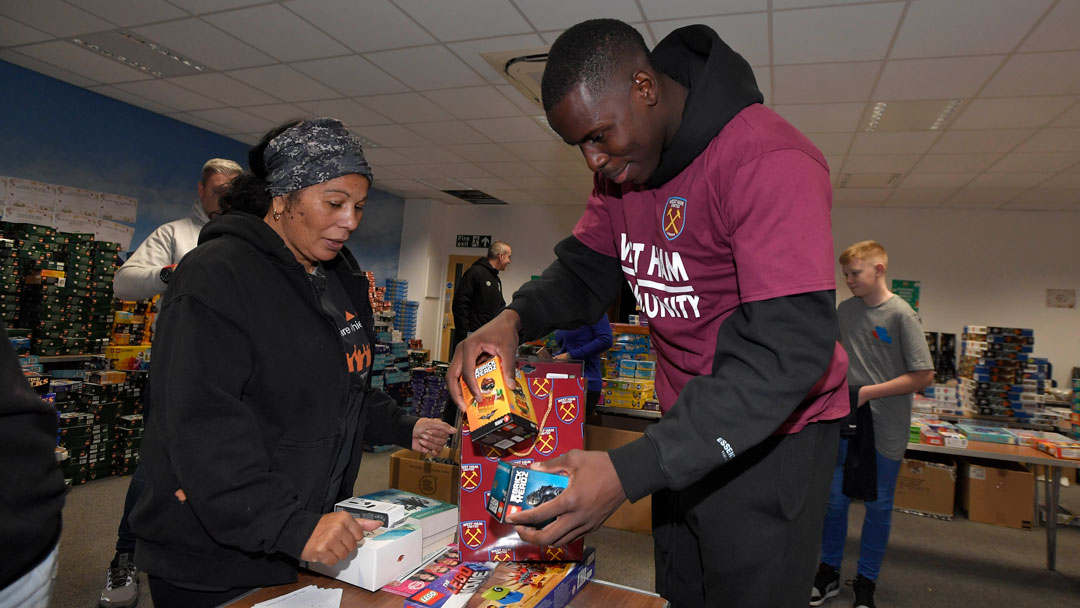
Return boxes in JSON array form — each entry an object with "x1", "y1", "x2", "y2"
[{"x1": 449, "y1": 20, "x2": 848, "y2": 608}]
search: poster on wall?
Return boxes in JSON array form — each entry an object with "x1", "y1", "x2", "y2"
[
  {"x1": 96, "y1": 218, "x2": 134, "y2": 250},
  {"x1": 892, "y1": 279, "x2": 920, "y2": 312},
  {"x1": 54, "y1": 211, "x2": 100, "y2": 235},
  {"x1": 6, "y1": 178, "x2": 58, "y2": 224},
  {"x1": 57, "y1": 186, "x2": 101, "y2": 217},
  {"x1": 99, "y1": 191, "x2": 138, "y2": 223}
]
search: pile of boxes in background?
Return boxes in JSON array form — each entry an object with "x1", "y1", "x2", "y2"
[
  {"x1": 384, "y1": 278, "x2": 418, "y2": 343},
  {"x1": 408, "y1": 364, "x2": 449, "y2": 420},
  {"x1": 1, "y1": 222, "x2": 117, "y2": 356},
  {"x1": 958, "y1": 326, "x2": 1052, "y2": 424},
  {"x1": 601, "y1": 323, "x2": 658, "y2": 411}
]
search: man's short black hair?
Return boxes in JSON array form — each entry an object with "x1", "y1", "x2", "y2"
[{"x1": 541, "y1": 19, "x2": 652, "y2": 112}]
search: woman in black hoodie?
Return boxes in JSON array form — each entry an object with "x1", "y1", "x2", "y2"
[{"x1": 130, "y1": 118, "x2": 453, "y2": 607}]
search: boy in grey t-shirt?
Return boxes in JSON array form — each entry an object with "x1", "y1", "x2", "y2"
[{"x1": 811, "y1": 241, "x2": 934, "y2": 608}]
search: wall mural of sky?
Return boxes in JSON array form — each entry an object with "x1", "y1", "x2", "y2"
[{"x1": 0, "y1": 61, "x2": 403, "y2": 285}]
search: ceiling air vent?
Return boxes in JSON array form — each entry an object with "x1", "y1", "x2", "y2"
[
  {"x1": 442, "y1": 189, "x2": 507, "y2": 205},
  {"x1": 482, "y1": 48, "x2": 548, "y2": 110}
]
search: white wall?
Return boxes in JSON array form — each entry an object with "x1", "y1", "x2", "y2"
[
  {"x1": 399, "y1": 202, "x2": 1080, "y2": 385},
  {"x1": 833, "y1": 208, "x2": 1080, "y2": 386}
]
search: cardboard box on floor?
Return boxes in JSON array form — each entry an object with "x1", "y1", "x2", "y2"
[
  {"x1": 389, "y1": 447, "x2": 460, "y2": 505},
  {"x1": 585, "y1": 424, "x2": 652, "y2": 534},
  {"x1": 958, "y1": 457, "x2": 1034, "y2": 529},
  {"x1": 895, "y1": 452, "x2": 956, "y2": 520}
]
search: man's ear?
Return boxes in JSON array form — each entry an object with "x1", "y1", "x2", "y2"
[{"x1": 632, "y1": 69, "x2": 658, "y2": 107}]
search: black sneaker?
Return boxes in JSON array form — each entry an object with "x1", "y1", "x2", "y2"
[
  {"x1": 848, "y1": 574, "x2": 876, "y2": 608},
  {"x1": 99, "y1": 552, "x2": 138, "y2": 607},
  {"x1": 810, "y1": 562, "x2": 840, "y2": 606}
]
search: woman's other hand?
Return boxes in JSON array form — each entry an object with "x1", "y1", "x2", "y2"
[{"x1": 412, "y1": 418, "x2": 455, "y2": 454}]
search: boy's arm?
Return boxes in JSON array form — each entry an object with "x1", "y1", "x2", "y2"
[
  {"x1": 857, "y1": 371, "x2": 934, "y2": 406},
  {"x1": 857, "y1": 304, "x2": 935, "y2": 405}
]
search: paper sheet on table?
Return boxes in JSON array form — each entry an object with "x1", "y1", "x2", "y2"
[{"x1": 250, "y1": 584, "x2": 342, "y2": 608}]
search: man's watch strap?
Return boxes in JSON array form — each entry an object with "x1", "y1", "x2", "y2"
[{"x1": 160, "y1": 265, "x2": 176, "y2": 284}]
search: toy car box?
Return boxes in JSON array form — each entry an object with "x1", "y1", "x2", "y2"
[
  {"x1": 461, "y1": 356, "x2": 538, "y2": 450},
  {"x1": 486, "y1": 461, "x2": 569, "y2": 527}
]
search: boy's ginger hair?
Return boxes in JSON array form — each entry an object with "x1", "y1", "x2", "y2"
[{"x1": 839, "y1": 240, "x2": 888, "y2": 270}]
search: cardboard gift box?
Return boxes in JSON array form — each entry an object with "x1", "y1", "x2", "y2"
[
  {"x1": 894, "y1": 453, "x2": 956, "y2": 520},
  {"x1": 458, "y1": 360, "x2": 585, "y2": 562},
  {"x1": 390, "y1": 447, "x2": 461, "y2": 505},
  {"x1": 958, "y1": 457, "x2": 1034, "y2": 529}
]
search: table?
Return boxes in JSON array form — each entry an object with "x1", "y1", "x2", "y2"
[
  {"x1": 905, "y1": 440, "x2": 1080, "y2": 571},
  {"x1": 225, "y1": 570, "x2": 668, "y2": 608}
]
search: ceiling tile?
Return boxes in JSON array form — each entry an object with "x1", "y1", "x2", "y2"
[
  {"x1": 356, "y1": 93, "x2": 454, "y2": 124},
  {"x1": 929, "y1": 129, "x2": 1035, "y2": 153},
  {"x1": 900, "y1": 173, "x2": 977, "y2": 188},
  {"x1": 351, "y1": 125, "x2": 432, "y2": 148},
  {"x1": 650, "y1": 13, "x2": 769, "y2": 66},
  {"x1": 447, "y1": 34, "x2": 548, "y2": 85},
  {"x1": 290, "y1": 56, "x2": 408, "y2": 97},
  {"x1": 131, "y1": 18, "x2": 274, "y2": 71},
  {"x1": 230, "y1": 132, "x2": 260, "y2": 145},
  {"x1": 0, "y1": 49, "x2": 101, "y2": 87},
  {"x1": 363, "y1": 148, "x2": 416, "y2": 166},
  {"x1": 884, "y1": 188, "x2": 957, "y2": 207},
  {"x1": 773, "y1": 0, "x2": 873, "y2": 7},
  {"x1": 240, "y1": 103, "x2": 307, "y2": 124},
  {"x1": 66, "y1": 0, "x2": 187, "y2": 27},
  {"x1": 405, "y1": 121, "x2": 490, "y2": 145},
  {"x1": 365, "y1": 45, "x2": 486, "y2": 90},
  {"x1": 1002, "y1": 189, "x2": 1080, "y2": 210},
  {"x1": 773, "y1": 103, "x2": 865, "y2": 133},
  {"x1": 912, "y1": 153, "x2": 1002, "y2": 174},
  {"x1": 772, "y1": 62, "x2": 880, "y2": 104},
  {"x1": 466, "y1": 117, "x2": 552, "y2": 142},
  {"x1": 951, "y1": 96, "x2": 1078, "y2": 130},
  {"x1": 87, "y1": 84, "x2": 181, "y2": 115},
  {"x1": 512, "y1": 176, "x2": 563, "y2": 190},
  {"x1": 395, "y1": 146, "x2": 466, "y2": 164},
  {"x1": 806, "y1": 133, "x2": 853, "y2": 156},
  {"x1": 423, "y1": 86, "x2": 525, "y2": 120},
  {"x1": 1019, "y1": 0, "x2": 1080, "y2": 52},
  {"x1": 1038, "y1": 173, "x2": 1080, "y2": 189},
  {"x1": 112, "y1": 79, "x2": 222, "y2": 111},
  {"x1": 0, "y1": 0, "x2": 113, "y2": 37},
  {"x1": 500, "y1": 140, "x2": 579, "y2": 162},
  {"x1": 537, "y1": 22, "x2": 654, "y2": 46},
  {"x1": 394, "y1": 0, "x2": 532, "y2": 41},
  {"x1": 167, "y1": 73, "x2": 279, "y2": 106},
  {"x1": 0, "y1": 15, "x2": 51, "y2": 45},
  {"x1": 165, "y1": 0, "x2": 266, "y2": 13},
  {"x1": 15, "y1": 40, "x2": 153, "y2": 84},
  {"x1": 968, "y1": 172, "x2": 1052, "y2": 189},
  {"x1": 189, "y1": 107, "x2": 275, "y2": 133},
  {"x1": 639, "y1": 0, "x2": 765, "y2": 20},
  {"x1": 448, "y1": 143, "x2": 523, "y2": 162},
  {"x1": 294, "y1": 98, "x2": 390, "y2": 127},
  {"x1": 204, "y1": 4, "x2": 349, "y2": 62},
  {"x1": 773, "y1": 3, "x2": 903, "y2": 64},
  {"x1": 841, "y1": 154, "x2": 922, "y2": 173},
  {"x1": 227, "y1": 65, "x2": 339, "y2": 102},
  {"x1": 890, "y1": 0, "x2": 1053, "y2": 59},
  {"x1": 982, "y1": 51, "x2": 1080, "y2": 97},
  {"x1": 850, "y1": 132, "x2": 939, "y2": 155},
  {"x1": 873, "y1": 56, "x2": 1003, "y2": 101},
  {"x1": 944, "y1": 187, "x2": 1024, "y2": 208},
  {"x1": 1052, "y1": 103, "x2": 1080, "y2": 127},
  {"x1": 424, "y1": 163, "x2": 492, "y2": 179},
  {"x1": 284, "y1": 0, "x2": 434, "y2": 53},
  {"x1": 1014, "y1": 128, "x2": 1080, "y2": 153},
  {"x1": 831, "y1": 188, "x2": 889, "y2": 206},
  {"x1": 166, "y1": 111, "x2": 232, "y2": 133},
  {"x1": 513, "y1": 0, "x2": 643, "y2": 32},
  {"x1": 480, "y1": 162, "x2": 543, "y2": 178},
  {"x1": 462, "y1": 176, "x2": 514, "y2": 192},
  {"x1": 530, "y1": 160, "x2": 590, "y2": 176},
  {"x1": 988, "y1": 152, "x2": 1080, "y2": 173}
]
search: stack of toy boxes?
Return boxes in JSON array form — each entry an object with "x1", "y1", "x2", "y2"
[
  {"x1": 958, "y1": 326, "x2": 1047, "y2": 424},
  {"x1": 110, "y1": 298, "x2": 156, "y2": 348},
  {"x1": 66, "y1": 232, "x2": 115, "y2": 355},
  {"x1": 0, "y1": 232, "x2": 20, "y2": 328},
  {"x1": 457, "y1": 359, "x2": 586, "y2": 562},
  {"x1": 383, "y1": 340, "x2": 412, "y2": 414},
  {"x1": 1073, "y1": 377, "x2": 1080, "y2": 440},
  {"x1": 115, "y1": 413, "x2": 144, "y2": 475},
  {"x1": 410, "y1": 365, "x2": 449, "y2": 419},
  {"x1": 602, "y1": 324, "x2": 655, "y2": 409},
  {"x1": 918, "y1": 384, "x2": 964, "y2": 417}
]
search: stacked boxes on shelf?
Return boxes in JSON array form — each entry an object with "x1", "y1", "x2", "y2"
[
  {"x1": 915, "y1": 384, "x2": 964, "y2": 417},
  {"x1": 110, "y1": 298, "x2": 156, "y2": 348},
  {"x1": 602, "y1": 324, "x2": 657, "y2": 410},
  {"x1": 409, "y1": 364, "x2": 449, "y2": 419},
  {"x1": 958, "y1": 325, "x2": 1050, "y2": 425},
  {"x1": 1, "y1": 235, "x2": 20, "y2": 328},
  {"x1": 384, "y1": 278, "x2": 418, "y2": 342},
  {"x1": 364, "y1": 271, "x2": 392, "y2": 313}
]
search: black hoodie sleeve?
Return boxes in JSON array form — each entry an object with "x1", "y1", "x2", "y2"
[
  {"x1": 611, "y1": 291, "x2": 839, "y2": 500},
  {"x1": 0, "y1": 319, "x2": 66, "y2": 588}
]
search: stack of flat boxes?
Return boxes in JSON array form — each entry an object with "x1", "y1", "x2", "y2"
[
  {"x1": 383, "y1": 278, "x2": 418, "y2": 343},
  {"x1": 111, "y1": 298, "x2": 155, "y2": 347},
  {"x1": 409, "y1": 364, "x2": 449, "y2": 419},
  {"x1": 916, "y1": 384, "x2": 964, "y2": 417},
  {"x1": 0, "y1": 235, "x2": 20, "y2": 328},
  {"x1": 958, "y1": 325, "x2": 1049, "y2": 425},
  {"x1": 1072, "y1": 377, "x2": 1080, "y2": 440},
  {"x1": 602, "y1": 325, "x2": 657, "y2": 410}
]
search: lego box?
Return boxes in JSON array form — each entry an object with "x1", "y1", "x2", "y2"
[
  {"x1": 486, "y1": 461, "x2": 568, "y2": 527},
  {"x1": 461, "y1": 356, "x2": 538, "y2": 450}
]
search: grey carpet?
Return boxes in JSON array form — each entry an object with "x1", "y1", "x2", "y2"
[{"x1": 50, "y1": 451, "x2": 1079, "y2": 607}]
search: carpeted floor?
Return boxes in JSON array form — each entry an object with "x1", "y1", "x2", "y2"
[{"x1": 50, "y1": 450, "x2": 1080, "y2": 607}]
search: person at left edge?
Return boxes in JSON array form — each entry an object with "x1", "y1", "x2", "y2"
[{"x1": 130, "y1": 118, "x2": 454, "y2": 608}]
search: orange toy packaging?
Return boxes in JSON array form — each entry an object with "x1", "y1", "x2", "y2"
[
  {"x1": 458, "y1": 359, "x2": 586, "y2": 563},
  {"x1": 461, "y1": 356, "x2": 538, "y2": 450}
]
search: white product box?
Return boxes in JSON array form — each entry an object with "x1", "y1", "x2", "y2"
[
  {"x1": 335, "y1": 497, "x2": 408, "y2": 528},
  {"x1": 306, "y1": 524, "x2": 422, "y2": 591}
]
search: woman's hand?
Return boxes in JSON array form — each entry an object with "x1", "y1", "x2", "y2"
[
  {"x1": 412, "y1": 418, "x2": 455, "y2": 454},
  {"x1": 301, "y1": 511, "x2": 381, "y2": 566}
]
